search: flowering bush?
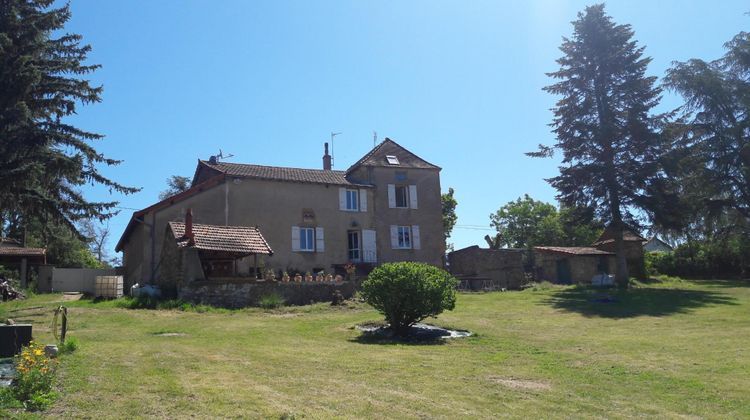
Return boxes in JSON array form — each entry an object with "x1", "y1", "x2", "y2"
[{"x1": 12, "y1": 341, "x2": 58, "y2": 410}]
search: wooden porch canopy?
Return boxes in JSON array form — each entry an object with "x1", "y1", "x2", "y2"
[{"x1": 0, "y1": 246, "x2": 47, "y2": 264}]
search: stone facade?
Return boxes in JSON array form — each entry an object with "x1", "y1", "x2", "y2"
[
  {"x1": 533, "y1": 251, "x2": 615, "y2": 285},
  {"x1": 448, "y1": 246, "x2": 525, "y2": 289}
]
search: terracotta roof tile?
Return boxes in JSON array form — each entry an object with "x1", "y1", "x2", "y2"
[
  {"x1": 168, "y1": 222, "x2": 273, "y2": 256},
  {"x1": 534, "y1": 246, "x2": 614, "y2": 256},
  {"x1": 199, "y1": 161, "x2": 371, "y2": 187}
]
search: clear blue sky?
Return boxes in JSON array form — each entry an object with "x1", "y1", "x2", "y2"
[{"x1": 63, "y1": 0, "x2": 748, "y2": 258}]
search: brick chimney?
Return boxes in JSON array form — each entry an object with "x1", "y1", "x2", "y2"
[
  {"x1": 323, "y1": 142, "x2": 332, "y2": 170},
  {"x1": 185, "y1": 208, "x2": 195, "y2": 245}
]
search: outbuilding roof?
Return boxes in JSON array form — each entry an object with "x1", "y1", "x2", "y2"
[
  {"x1": 196, "y1": 161, "x2": 372, "y2": 187},
  {"x1": 168, "y1": 222, "x2": 273, "y2": 256},
  {"x1": 592, "y1": 224, "x2": 647, "y2": 246},
  {"x1": 534, "y1": 246, "x2": 614, "y2": 256}
]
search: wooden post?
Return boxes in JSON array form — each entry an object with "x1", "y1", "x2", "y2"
[
  {"x1": 20, "y1": 257, "x2": 27, "y2": 289},
  {"x1": 253, "y1": 254, "x2": 258, "y2": 279},
  {"x1": 60, "y1": 307, "x2": 67, "y2": 344}
]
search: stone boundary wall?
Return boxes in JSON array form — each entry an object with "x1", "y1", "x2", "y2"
[{"x1": 179, "y1": 280, "x2": 357, "y2": 308}]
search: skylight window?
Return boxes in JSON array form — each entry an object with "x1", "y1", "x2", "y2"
[{"x1": 386, "y1": 155, "x2": 400, "y2": 165}]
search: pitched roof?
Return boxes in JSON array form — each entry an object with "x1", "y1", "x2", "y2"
[
  {"x1": 115, "y1": 174, "x2": 227, "y2": 252},
  {"x1": 168, "y1": 222, "x2": 273, "y2": 256},
  {"x1": 535, "y1": 246, "x2": 614, "y2": 256},
  {"x1": 197, "y1": 161, "x2": 372, "y2": 187},
  {"x1": 346, "y1": 138, "x2": 440, "y2": 173},
  {"x1": 592, "y1": 224, "x2": 647, "y2": 246},
  {"x1": 0, "y1": 247, "x2": 46, "y2": 257}
]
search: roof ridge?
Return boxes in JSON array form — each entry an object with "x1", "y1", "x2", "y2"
[{"x1": 202, "y1": 160, "x2": 346, "y2": 174}]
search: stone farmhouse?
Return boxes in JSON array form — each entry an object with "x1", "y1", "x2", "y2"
[{"x1": 115, "y1": 138, "x2": 444, "y2": 291}]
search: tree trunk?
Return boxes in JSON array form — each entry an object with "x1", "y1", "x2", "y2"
[{"x1": 613, "y1": 224, "x2": 630, "y2": 288}]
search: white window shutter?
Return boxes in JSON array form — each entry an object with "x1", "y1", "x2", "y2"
[
  {"x1": 388, "y1": 184, "x2": 396, "y2": 208},
  {"x1": 362, "y1": 229, "x2": 377, "y2": 262},
  {"x1": 291, "y1": 226, "x2": 300, "y2": 252},
  {"x1": 411, "y1": 225, "x2": 421, "y2": 250},
  {"x1": 390, "y1": 225, "x2": 399, "y2": 249},
  {"x1": 315, "y1": 227, "x2": 325, "y2": 252},
  {"x1": 359, "y1": 189, "x2": 367, "y2": 212},
  {"x1": 339, "y1": 188, "x2": 347, "y2": 210},
  {"x1": 409, "y1": 185, "x2": 418, "y2": 209}
]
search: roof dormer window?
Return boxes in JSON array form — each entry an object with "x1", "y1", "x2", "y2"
[{"x1": 386, "y1": 155, "x2": 400, "y2": 165}]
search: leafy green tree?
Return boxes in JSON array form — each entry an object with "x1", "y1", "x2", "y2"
[
  {"x1": 557, "y1": 206, "x2": 604, "y2": 246},
  {"x1": 490, "y1": 194, "x2": 558, "y2": 248},
  {"x1": 0, "y1": 0, "x2": 138, "y2": 239},
  {"x1": 441, "y1": 187, "x2": 458, "y2": 249},
  {"x1": 528, "y1": 4, "x2": 664, "y2": 287},
  {"x1": 159, "y1": 175, "x2": 192, "y2": 201},
  {"x1": 489, "y1": 195, "x2": 602, "y2": 249}
]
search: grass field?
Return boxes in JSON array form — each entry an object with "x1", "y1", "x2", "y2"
[{"x1": 1, "y1": 277, "x2": 749, "y2": 418}]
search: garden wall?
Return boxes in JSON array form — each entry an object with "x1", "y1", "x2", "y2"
[{"x1": 178, "y1": 279, "x2": 357, "y2": 308}]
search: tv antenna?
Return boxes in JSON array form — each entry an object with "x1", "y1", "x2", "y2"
[
  {"x1": 209, "y1": 149, "x2": 234, "y2": 164},
  {"x1": 330, "y1": 132, "x2": 341, "y2": 167},
  {"x1": 373, "y1": 131, "x2": 377, "y2": 147}
]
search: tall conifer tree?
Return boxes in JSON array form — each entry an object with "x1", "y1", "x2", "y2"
[
  {"x1": 0, "y1": 1, "x2": 137, "y2": 239},
  {"x1": 528, "y1": 4, "x2": 663, "y2": 287}
]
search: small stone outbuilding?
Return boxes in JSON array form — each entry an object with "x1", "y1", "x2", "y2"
[
  {"x1": 448, "y1": 246, "x2": 525, "y2": 290},
  {"x1": 533, "y1": 246, "x2": 615, "y2": 284}
]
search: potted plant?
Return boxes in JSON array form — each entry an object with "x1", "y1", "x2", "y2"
[{"x1": 344, "y1": 262, "x2": 357, "y2": 281}]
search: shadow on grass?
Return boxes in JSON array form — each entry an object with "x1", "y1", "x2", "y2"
[
  {"x1": 543, "y1": 286, "x2": 737, "y2": 318},
  {"x1": 350, "y1": 333, "x2": 450, "y2": 346},
  {"x1": 350, "y1": 322, "x2": 464, "y2": 346},
  {"x1": 687, "y1": 278, "x2": 750, "y2": 288}
]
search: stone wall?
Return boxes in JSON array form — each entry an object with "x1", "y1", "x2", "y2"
[
  {"x1": 448, "y1": 246, "x2": 525, "y2": 289},
  {"x1": 178, "y1": 279, "x2": 357, "y2": 308}
]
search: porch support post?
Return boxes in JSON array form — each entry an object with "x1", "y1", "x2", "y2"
[
  {"x1": 20, "y1": 258, "x2": 28, "y2": 289},
  {"x1": 253, "y1": 254, "x2": 258, "y2": 279}
]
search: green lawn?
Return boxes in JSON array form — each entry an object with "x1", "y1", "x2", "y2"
[{"x1": 1, "y1": 278, "x2": 749, "y2": 418}]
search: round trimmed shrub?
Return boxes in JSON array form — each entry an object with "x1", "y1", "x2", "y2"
[{"x1": 360, "y1": 262, "x2": 458, "y2": 336}]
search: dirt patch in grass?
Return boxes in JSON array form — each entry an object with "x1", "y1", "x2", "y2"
[{"x1": 488, "y1": 376, "x2": 551, "y2": 391}]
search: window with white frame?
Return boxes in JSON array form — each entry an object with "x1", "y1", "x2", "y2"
[
  {"x1": 299, "y1": 227, "x2": 315, "y2": 251},
  {"x1": 348, "y1": 231, "x2": 361, "y2": 261},
  {"x1": 397, "y1": 226, "x2": 411, "y2": 249},
  {"x1": 345, "y1": 189, "x2": 359, "y2": 211}
]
